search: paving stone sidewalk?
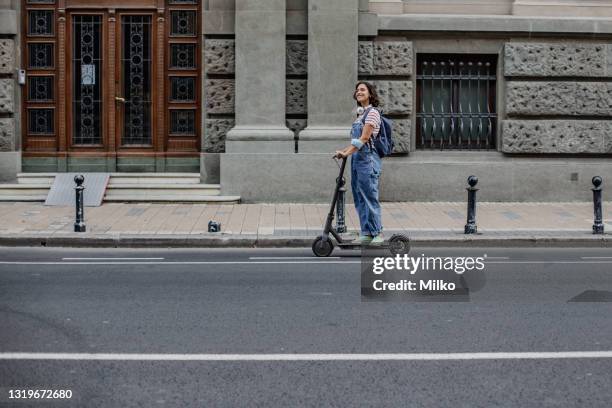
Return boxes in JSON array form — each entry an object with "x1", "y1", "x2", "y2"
[{"x1": 0, "y1": 201, "x2": 611, "y2": 247}]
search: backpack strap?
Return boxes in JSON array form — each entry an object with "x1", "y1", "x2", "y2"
[{"x1": 360, "y1": 107, "x2": 374, "y2": 125}]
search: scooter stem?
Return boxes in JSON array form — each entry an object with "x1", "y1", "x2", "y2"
[{"x1": 324, "y1": 157, "x2": 348, "y2": 235}]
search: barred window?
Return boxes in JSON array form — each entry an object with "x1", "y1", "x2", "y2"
[{"x1": 417, "y1": 54, "x2": 497, "y2": 150}]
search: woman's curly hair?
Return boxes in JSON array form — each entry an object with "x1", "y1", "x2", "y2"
[{"x1": 353, "y1": 81, "x2": 380, "y2": 107}]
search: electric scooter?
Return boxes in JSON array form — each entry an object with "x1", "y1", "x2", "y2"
[{"x1": 311, "y1": 157, "x2": 410, "y2": 257}]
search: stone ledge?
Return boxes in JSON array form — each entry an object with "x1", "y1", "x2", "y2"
[
  {"x1": 203, "y1": 10, "x2": 378, "y2": 36},
  {"x1": 379, "y1": 14, "x2": 612, "y2": 35},
  {"x1": 502, "y1": 120, "x2": 612, "y2": 154}
]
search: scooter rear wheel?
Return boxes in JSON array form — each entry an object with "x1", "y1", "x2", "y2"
[
  {"x1": 388, "y1": 234, "x2": 410, "y2": 255},
  {"x1": 312, "y1": 236, "x2": 334, "y2": 257}
]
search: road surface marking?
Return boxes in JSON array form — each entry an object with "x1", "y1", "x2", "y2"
[
  {"x1": 488, "y1": 261, "x2": 612, "y2": 264},
  {"x1": 581, "y1": 257, "x2": 612, "y2": 260},
  {"x1": 1, "y1": 351, "x2": 612, "y2": 361},
  {"x1": 62, "y1": 257, "x2": 165, "y2": 261},
  {"x1": 0, "y1": 261, "x2": 360, "y2": 265},
  {"x1": 250, "y1": 257, "x2": 341, "y2": 260}
]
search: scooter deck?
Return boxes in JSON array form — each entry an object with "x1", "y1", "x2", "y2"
[{"x1": 336, "y1": 242, "x2": 392, "y2": 250}]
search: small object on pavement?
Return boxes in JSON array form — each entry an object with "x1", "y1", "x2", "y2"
[{"x1": 208, "y1": 221, "x2": 221, "y2": 233}]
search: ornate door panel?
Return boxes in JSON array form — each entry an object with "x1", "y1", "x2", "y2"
[
  {"x1": 117, "y1": 13, "x2": 155, "y2": 147},
  {"x1": 70, "y1": 14, "x2": 104, "y2": 147}
]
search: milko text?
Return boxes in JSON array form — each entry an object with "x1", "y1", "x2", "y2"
[{"x1": 372, "y1": 279, "x2": 456, "y2": 292}]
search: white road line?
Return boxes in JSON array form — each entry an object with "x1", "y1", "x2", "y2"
[
  {"x1": 485, "y1": 257, "x2": 509, "y2": 260},
  {"x1": 0, "y1": 351, "x2": 611, "y2": 361},
  {"x1": 62, "y1": 258, "x2": 165, "y2": 261},
  {"x1": 488, "y1": 261, "x2": 612, "y2": 264},
  {"x1": 581, "y1": 257, "x2": 612, "y2": 260},
  {"x1": 249, "y1": 257, "x2": 341, "y2": 260},
  {"x1": 0, "y1": 261, "x2": 360, "y2": 265}
]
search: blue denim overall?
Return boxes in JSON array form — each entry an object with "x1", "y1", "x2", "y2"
[{"x1": 350, "y1": 113, "x2": 382, "y2": 237}]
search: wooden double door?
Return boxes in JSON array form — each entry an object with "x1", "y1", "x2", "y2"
[
  {"x1": 23, "y1": 1, "x2": 201, "y2": 165},
  {"x1": 70, "y1": 11, "x2": 159, "y2": 149}
]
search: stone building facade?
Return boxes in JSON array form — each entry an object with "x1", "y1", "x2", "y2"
[{"x1": 3, "y1": 0, "x2": 612, "y2": 202}]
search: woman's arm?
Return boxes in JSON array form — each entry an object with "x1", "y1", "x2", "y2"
[{"x1": 334, "y1": 124, "x2": 375, "y2": 158}]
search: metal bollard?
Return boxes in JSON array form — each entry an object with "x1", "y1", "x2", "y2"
[
  {"x1": 464, "y1": 175, "x2": 479, "y2": 234},
  {"x1": 592, "y1": 176, "x2": 604, "y2": 234},
  {"x1": 74, "y1": 175, "x2": 86, "y2": 233},
  {"x1": 335, "y1": 176, "x2": 347, "y2": 233}
]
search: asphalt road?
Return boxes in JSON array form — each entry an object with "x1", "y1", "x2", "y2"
[{"x1": 1, "y1": 246, "x2": 612, "y2": 407}]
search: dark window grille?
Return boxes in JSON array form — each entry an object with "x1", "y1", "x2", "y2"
[
  {"x1": 28, "y1": 108, "x2": 54, "y2": 134},
  {"x1": 28, "y1": 76, "x2": 54, "y2": 102},
  {"x1": 417, "y1": 54, "x2": 497, "y2": 150},
  {"x1": 28, "y1": 10, "x2": 54, "y2": 36},
  {"x1": 170, "y1": 10, "x2": 196, "y2": 36},
  {"x1": 122, "y1": 15, "x2": 152, "y2": 145},
  {"x1": 72, "y1": 15, "x2": 103, "y2": 145},
  {"x1": 170, "y1": 76, "x2": 195, "y2": 101},
  {"x1": 28, "y1": 43, "x2": 54, "y2": 69},
  {"x1": 170, "y1": 44, "x2": 196, "y2": 69},
  {"x1": 170, "y1": 110, "x2": 195, "y2": 135}
]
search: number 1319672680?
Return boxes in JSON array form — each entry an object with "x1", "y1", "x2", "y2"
[{"x1": 8, "y1": 389, "x2": 73, "y2": 399}]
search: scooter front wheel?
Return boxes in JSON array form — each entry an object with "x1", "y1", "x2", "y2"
[
  {"x1": 312, "y1": 236, "x2": 334, "y2": 257},
  {"x1": 388, "y1": 234, "x2": 410, "y2": 255}
]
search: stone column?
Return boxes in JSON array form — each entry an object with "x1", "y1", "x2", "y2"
[
  {"x1": 225, "y1": 0, "x2": 293, "y2": 153},
  {"x1": 299, "y1": 0, "x2": 359, "y2": 153}
]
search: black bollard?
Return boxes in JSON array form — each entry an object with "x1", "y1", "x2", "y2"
[
  {"x1": 335, "y1": 176, "x2": 347, "y2": 233},
  {"x1": 592, "y1": 176, "x2": 604, "y2": 234},
  {"x1": 74, "y1": 175, "x2": 86, "y2": 232},
  {"x1": 464, "y1": 175, "x2": 479, "y2": 234}
]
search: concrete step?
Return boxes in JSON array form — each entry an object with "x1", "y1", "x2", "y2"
[
  {"x1": 17, "y1": 173, "x2": 202, "y2": 185},
  {"x1": 104, "y1": 184, "x2": 221, "y2": 199},
  {"x1": 1, "y1": 174, "x2": 238, "y2": 203},
  {"x1": 0, "y1": 184, "x2": 52, "y2": 197},
  {"x1": 0, "y1": 195, "x2": 48, "y2": 201},
  {"x1": 104, "y1": 195, "x2": 241, "y2": 203}
]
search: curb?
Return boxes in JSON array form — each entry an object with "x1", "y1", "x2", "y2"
[{"x1": 0, "y1": 233, "x2": 611, "y2": 248}]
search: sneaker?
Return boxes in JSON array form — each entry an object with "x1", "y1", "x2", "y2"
[
  {"x1": 352, "y1": 235, "x2": 373, "y2": 245},
  {"x1": 369, "y1": 235, "x2": 384, "y2": 246}
]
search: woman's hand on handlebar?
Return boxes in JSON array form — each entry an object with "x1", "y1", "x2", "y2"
[{"x1": 334, "y1": 150, "x2": 348, "y2": 159}]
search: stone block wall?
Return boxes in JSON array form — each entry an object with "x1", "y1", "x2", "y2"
[
  {"x1": 286, "y1": 39, "x2": 307, "y2": 145},
  {"x1": 203, "y1": 38, "x2": 235, "y2": 153},
  {"x1": 358, "y1": 40, "x2": 413, "y2": 153},
  {"x1": 0, "y1": 38, "x2": 14, "y2": 153},
  {"x1": 202, "y1": 37, "x2": 417, "y2": 154},
  {"x1": 503, "y1": 42, "x2": 612, "y2": 154},
  {"x1": 203, "y1": 37, "x2": 309, "y2": 153}
]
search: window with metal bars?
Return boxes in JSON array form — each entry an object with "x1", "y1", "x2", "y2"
[{"x1": 416, "y1": 54, "x2": 497, "y2": 150}]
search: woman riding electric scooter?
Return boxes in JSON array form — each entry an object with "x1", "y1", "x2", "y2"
[{"x1": 334, "y1": 81, "x2": 384, "y2": 246}]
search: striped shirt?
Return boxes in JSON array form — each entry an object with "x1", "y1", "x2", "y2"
[{"x1": 355, "y1": 106, "x2": 381, "y2": 148}]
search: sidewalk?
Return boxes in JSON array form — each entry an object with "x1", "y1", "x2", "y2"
[{"x1": 0, "y1": 201, "x2": 611, "y2": 248}]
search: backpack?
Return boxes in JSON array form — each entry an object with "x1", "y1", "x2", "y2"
[{"x1": 362, "y1": 107, "x2": 394, "y2": 158}]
